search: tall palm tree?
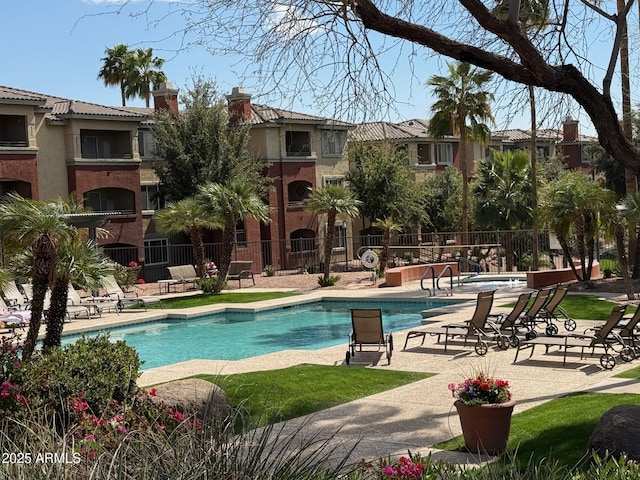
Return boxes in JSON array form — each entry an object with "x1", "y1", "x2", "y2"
[
  {"x1": 473, "y1": 150, "x2": 532, "y2": 271},
  {"x1": 372, "y1": 217, "x2": 402, "y2": 274},
  {"x1": 198, "y1": 181, "x2": 271, "y2": 293},
  {"x1": 493, "y1": 0, "x2": 551, "y2": 271},
  {"x1": 44, "y1": 238, "x2": 113, "y2": 351},
  {"x1": 0, "y1": 194, "x2": 75, "y2": 360},
  {"x1": 154, "y1": 197, "x2": 222, "y2": 277},
  {"x1": 97, "y1": 43, "x2": 134, "y2": 107},
  {"x1": 427, "y1": 62, "x2": 494, "y2": 241},
  {"x1": 126, "y1": 48, "x2": 167, "y2": 107},
  {"x1": 304, "y1": 185, "x2": 362, "y2": 285}
]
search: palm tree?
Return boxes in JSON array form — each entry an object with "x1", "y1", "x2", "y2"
[
  {"x1": 127, "y1": 48, "x2": 167, "y2": 107},
  {"x1": 372, "y1": 217, "x2": 402, "y2": 274},
  {"x1": 538, "y1": 172, "x2": 613, "y2": 283},
  {"x1": 0, "y1": 194, "x2": 75, "y2": 360},
  {"x1": 97, "y1": 43, "x2": 134, "y2": 107},
  {"x1": 197, "y1": 181, "x2": 271, "y2": 293},
  {"x1": 304, "y1": 185, "x2": 362, "y2": 285},
  {"x1": 493, "y1": 0, "x2": 551, "y2": 272},
  {"x1": 427, "y1": 61, "x2": 494, "y2": 241},
  {"x1": 154, "y1": 197, "x2": 222, "y2": 277},
  {"x1": 44, "y1": 238, "x2": 113, "y2": 351},
  {"x1": 473, "y1": 150, "x2": 532, "y2": 271}
]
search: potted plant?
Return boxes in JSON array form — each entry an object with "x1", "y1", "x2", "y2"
[{"x1": 448, "y1": 371, "x2": 515, "y2": 455}]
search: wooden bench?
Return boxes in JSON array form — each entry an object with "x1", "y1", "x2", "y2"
[
  {"x1": 227, "y1": 261, "x2": 255, "y2": 288},
  {"x1": 167, "y1": 265, "x2": 200, "y2": 290}
]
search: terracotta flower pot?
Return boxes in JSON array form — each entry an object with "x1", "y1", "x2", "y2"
[{"x1": 454, "y1": 399, "x2": 516, "y2": 455}]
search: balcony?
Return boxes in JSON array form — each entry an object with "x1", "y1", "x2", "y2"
[
  {"x1": 80, "y1": 130, "x2": 132, "y2": 160},
  {"x1": 84, "y1": 188, "x2": 136, "y2": 215}
]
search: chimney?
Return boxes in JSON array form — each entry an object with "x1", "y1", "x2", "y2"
[
  {"x1": 152, "y1": 82, "x2": 179, "y2": 117},
  {"x1": 562, "y1": 116, "x2": 579, "y2": 142},
  {"x1": 226, "y1": 87, "x2": 252, "y2": 123}
]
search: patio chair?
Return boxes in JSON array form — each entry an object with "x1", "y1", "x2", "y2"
[
  {"x1": 346, "y1": 308, "x2": 393, "y2": 365},
  {"x1": 0, "y1": 296, "x2": 31, "y2": 326},
  {"x1": 1, "y1": 280, "x2": 29, "y2": 309},
  {"x1": 167, "y1": 265, "x2": 199, "y2": 290},
  {"x1": 226, "y1": 261, "x2": 255, "y2": 288},
  {"x1": 403, "y1": 290, "x2": 505, "y2": 355},
  {"x1": 67, "y1": 284, "x2": 108, "y2": 318},
  {"x1": 98, "y1": 275, "x2": 162, "y2": 311},
  {"x1": 487, "y1": 291, "x2": 533, "y2": 347},
  {"x1": 535, "y1": 283, "x2": 576, "y2": 335},
  {"x1": 513, "y1": 304, "x2": 629, "y2": 369},
  {"x1": 518, "y1": 287, "x2": 554, "y2": 339}
]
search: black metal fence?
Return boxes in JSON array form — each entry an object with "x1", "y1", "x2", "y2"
[{"x1": 101, "y1": 229, "x2": 599, "y2": 283}]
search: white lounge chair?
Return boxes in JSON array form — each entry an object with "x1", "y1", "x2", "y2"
[{"x1": 98, "y1": 275, "x2": 162, "y2": 311}]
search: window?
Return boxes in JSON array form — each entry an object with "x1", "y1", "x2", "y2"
[
  {"x1": 321, "y1": 130, "x2": 345, "y2": 155},
  {"x1": 141, "y1": 184, "x2": 163, "y2": 211},
  {"x1": 82, "y1": 136, "x2": 98, "y2": 157},
  {"x1": 332, "y1": 223, "x2": 347, "y2": 250},
  {"x1": 144, "y1": 238, "x2": 169, "y2": 265},
  {"x1": 236, "y1": 221, "x2": 247, "y2": 248},
  {"x1": 287, "y1": 180, "x2": 312, "y2": 206},
  {"x1": 0, "y1": 115, "x2": 28, "y2": 147},
  {"x1": 322, "y1": 176, "x2": 344, "y2": 187},
  {"x1": 436, "y1": 143, "x2": 453, "y2": 165},
  {"x1": 581, "y1": 144, "x2": 594, "y2": 165},
  {"x1": 417, "y1": 143, "x2": 433, "y2": 165},
  {"x1": 286, "y1": 131, "x2": 311, "y2": 156}
]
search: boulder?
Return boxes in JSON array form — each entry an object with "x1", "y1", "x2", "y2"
[
  {"x1": 151, "y1": 378, "x2": 232, "y2": 427},
  {"x1": 588, "y1": 404, "x2": 640, "y2": 461}
]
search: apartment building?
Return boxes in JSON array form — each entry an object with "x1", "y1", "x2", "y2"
[{"x1": 0, "y1": 84, "x2": 353, "y2": 273}]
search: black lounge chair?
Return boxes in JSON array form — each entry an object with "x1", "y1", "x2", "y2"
[
  {"x1": 404, "y1": 290, "x2": 505, "y2": 355},
  {"x1": 346, "y1": 308, "x2": 393, "y2": 365},
  {"x1": 513, "y1": 304, "x2": 629, "y2": 369}
]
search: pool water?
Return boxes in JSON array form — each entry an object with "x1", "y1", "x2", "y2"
[{"x1": 62, "y1": 299, "x2": 458, "y2": 369}]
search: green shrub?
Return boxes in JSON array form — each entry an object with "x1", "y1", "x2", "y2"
[
  {"x1": 318, "y1": 275, "x2": 340, "y2": 287},
  {"x1": 197, "y1": 276, "x2": 227, "y2": 293},
  {"x1": 20, "y1": 335, "x2": 140, "y2": 415},
  {"x1": 263, "y1": 264, "x2": 276, "y2": 277}
]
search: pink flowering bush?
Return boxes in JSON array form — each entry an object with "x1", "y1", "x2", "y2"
[
  {"x1": 380, "y1": 456, "x2": 425, "y2": 479},
  {"x1": 448, "y1": 371, "x2": 511, "y2": 406},
  {"x1": 0, "y1": 335, "x2": 28, "y2": 417},
  {"x1": 70, "y1": 388, "x2": 204, "y2": 458}
]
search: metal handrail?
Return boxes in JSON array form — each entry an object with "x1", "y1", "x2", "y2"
[
  {"x1": 420, "y1": 265, "x2": 436, "y2": 292},
  {"x1": 436, "y1": 264, "x2": 454, "y2": 291}
]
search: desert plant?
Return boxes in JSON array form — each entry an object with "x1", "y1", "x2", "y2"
[
  {"x1": 197, "y1": 276, "x2": 228, "y2": 294},
  {"x1": 263, "y1": 264, "x2": 276, "y2": 277},
  {"x1": 318, "y1": 275, "x2": 340, "y2": 287}
]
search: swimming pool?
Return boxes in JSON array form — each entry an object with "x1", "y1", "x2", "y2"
[{"x1": 62, "y1": 299, "x2": 459, "y2": 368}]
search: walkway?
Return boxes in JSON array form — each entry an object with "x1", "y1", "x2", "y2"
[{"x1": 47, "y1": 279, "x2": 640, "y2": 465}]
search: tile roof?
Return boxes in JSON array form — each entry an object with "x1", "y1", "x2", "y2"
[
  {"x1": 0, "y1": 85, "x2": 148, "y2": 121},
  {"x1": 350, "y1": 119, "x2": 443, "y2": 142},
  {"x1": 248, "y1": 104, "x2": 351, "y2": 127},
  {"x1": 492, "y1": 128, "x2": 562, "y2": 142}
]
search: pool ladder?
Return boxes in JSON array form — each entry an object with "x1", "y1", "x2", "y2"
[{"x1": 420, "y1": 265, "x2": 454, "y2": 297}]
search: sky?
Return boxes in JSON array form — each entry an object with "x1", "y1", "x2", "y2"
[{"x1": 2, "y1": 0, "x2": 631, "y2": 136}]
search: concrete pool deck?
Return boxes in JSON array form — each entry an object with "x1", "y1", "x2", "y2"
[{"x1": 43, "y1": 280, "x2": 640, "y2": 465}]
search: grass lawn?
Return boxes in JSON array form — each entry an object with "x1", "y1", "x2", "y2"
[
  {"x1": 501, "y1": 294, "x2": 634, "y2": 321},
  {"x1": 195, "y1": 364, "x2": 432, "y2": 430},
  {"x1": 146, "y1": 291, "x2": 299, "y2": 309}
]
